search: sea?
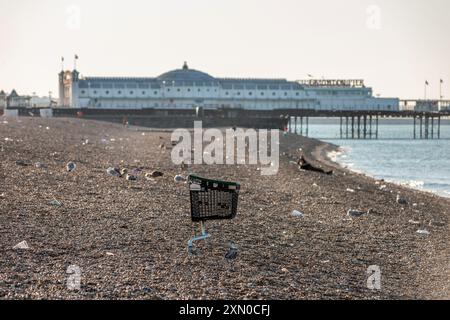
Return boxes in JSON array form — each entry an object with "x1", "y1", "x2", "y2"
[{"x1": 294, "y1": 118, "x2": 450, "y2": 198}]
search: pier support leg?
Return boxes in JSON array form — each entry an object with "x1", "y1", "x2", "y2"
[
  {"x1": 425, "y1": 116, "x2": 429, "y2": 139},
  {"x1": 357, "y1": 116, "x2": 361, "y2": 139},
  {"x1": 420, "y1": 116, "x2": 423, "y2": 139},
  {"x1": 369, "y1": 115, "x2": 372, "y2": 139},
  {"x1": 363, "y1": 115, "x2": 367, "y2": 139},
  {"x1": 346, "y1": 117, "x2": 349, "y2": 139},
  {"x1": 295, "y1": 117, "x2": 298, "y2": 135},
  {"x1": 431, "y1": 117, "x2": 434, "y2": 139},
  {"x1": 351, "y1": 117, "x2": 355, "y2": 139},
  {"x1": 288, "y1": 116, "x2": 292, "y2": 133},
  {"x1": 300, "y1": 117, "x2": 303, "y2": 136},
  {"x1": 438, "y1": 116, "x2": 441, "y2": 139},
  {"x1": 306, "y1": 117, "x2": 309, "y2": 137},
  {"x1": 413, "y1": 116, "x2": 416, "y2": 139},
  {"x1": 376, "y1": 115, "x2": 379, "y2": 139},
  {"x1": 340, "y1": 117, "x2": 343, "y2": 139}
]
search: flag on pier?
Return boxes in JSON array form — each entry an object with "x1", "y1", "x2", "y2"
[
  {"x1": 425, "y1": 80, "x2": 429, "y2": 85},
  {"x1": 441, "y1": 79, "x2": 444, "y2": 83}
]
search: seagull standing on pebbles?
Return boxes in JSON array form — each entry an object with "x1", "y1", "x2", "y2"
[
  {"x1": 66, "y1": 162, "x2": 77, "y2": 172},
  {"x1": 225, "y1": 242, "x2": 238, "y2": 261}
]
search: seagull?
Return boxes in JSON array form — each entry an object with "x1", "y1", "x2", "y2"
[
  {"x1": 126, "y1": 174, "x2": 137, "y2": 181},
  {"x1": 225, "y1": 242, "x2": 238, "y2": 261},
  {"x1": 66, "y1": 162, "x2": 77, "y2": 172},
  {"x1": 174, "y1": 175, "x2": 187, "y2": 183},
  {"x1": 107, "y1": 167, "x2": 121, "y2": 177}
]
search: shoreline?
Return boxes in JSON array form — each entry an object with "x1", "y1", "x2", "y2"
[
  {"x1": 1, "y1": 118, "x2": 449, "y2": 299},
  {"x1": 313, "y1": 139, "x2": 450, "y2": 200}
]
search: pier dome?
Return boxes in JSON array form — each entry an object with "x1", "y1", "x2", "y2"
[{"x1": 158, "y1": 62, "x2": 216, "y2": 83}]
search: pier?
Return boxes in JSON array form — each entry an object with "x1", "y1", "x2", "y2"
[
  {"x1": 7, "y1": 107, "x2": 450, "y2": 140},
  {"x1": 284, "y1": 110, "x2": 449, "y2": 140}
]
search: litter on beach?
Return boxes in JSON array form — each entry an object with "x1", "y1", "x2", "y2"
[
  {"x1": 416, "y1": 229, "x2": 430, "y2": 235},
  {"x1": 291, "y1": 210, "x2": 304, "y2": 218},
  {"x1": 347, "y1": 209, "x2": 365, "y2": 217},
  {"x1": 13, "y1": 241, "x2": 30, "y2": 250},
  {"x1": 49, "y1": 199, "x2": 62, "y2": 207}
]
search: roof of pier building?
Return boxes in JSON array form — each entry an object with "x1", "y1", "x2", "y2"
[{"x1": 76, "y1": 62, "x2": 304, "y2": 90}]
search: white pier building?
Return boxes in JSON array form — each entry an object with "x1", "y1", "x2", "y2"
[{"x1": 58, "y1": 62, "x2": 399, "y2": 111}]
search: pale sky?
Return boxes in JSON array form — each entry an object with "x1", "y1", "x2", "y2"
[{"x1": 0, "y1": 0, "x2": 449, "y2": 99}]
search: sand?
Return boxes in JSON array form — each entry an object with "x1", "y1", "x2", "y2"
[{"x1": 0, "y1": 117, "x2": 449, "y2": 300}]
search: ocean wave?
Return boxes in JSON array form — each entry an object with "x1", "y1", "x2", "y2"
[{"x1": 398, "y1": 180, "x2": 425, "y2": 189}]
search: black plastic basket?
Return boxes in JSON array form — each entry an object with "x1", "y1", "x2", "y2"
[{"x1": 188, "y1": 175, "x2": 240, "y2": 222}]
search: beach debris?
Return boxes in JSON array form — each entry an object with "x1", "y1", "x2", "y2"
[
  {"x1": 347, "y1": 209, "x2": 365, "y2": 217},
  {"x1": 15, "y1": 160, "x2": 30, "y2": 167},
  {"x1": 66, "y1": 162, "x2": 77, "y2": 172},
  {"x1": 346, "y1": 188, "x2": 355, "y2": 193},
  {"x1": 281, "y1": 268, "x2": 289, "y2": 273},
  {"x1": 181, "y1": 161, "x2": 188, "y2": 171},
  {"x1": 409, "y1": 219, "x2": 421, "y2": 225},
  {"x1": 291, "y1": 210, "x2": 304, "y2": 218},
  {"x1": 148, "y1": 171, "x2": 164, "y2": 178},
  {"x1": 5, "y1": 137, "x2": 13, "y2": 142},
  {"x1": 429, "y1": 220, "x2": 445, "y2": 227},
  {"x1": 159, "y1": 144, "x2": 166, "y2": 150},
  {"x1": 106, "y1": 167, "x2": 121, "y2": 177},
  {"x1": 396, "y1": 195, "x2": 408, "y2": 205},
  {"x1": 120, "y1": 168, "x2": 128, "y2": 176},
  {"x1": 367, "y1": 208, "x2": 379, "y2": 215},
  {"x1": 49, "y1": 199, "x2": 62, "y2": 207},
  {"x1": 225, "y1": 243, "x2": 238, "y2": 261},
  {"x1": 416, "y1": 229, "x2": 430, "y2": 235},
  {"x1": 13, "y1": 241, "x2": 30, "y2": 250},
  {"x1": 106, "y1": 252, "x2": 115, "y2": 256},
  {"x1": 379, "y1": 185, "x2": 387, "y2": 191},
  {"x1": 125, "y1": 174, "x2": 137, "y2": 181},
  {"x1": 35, "y1": 162, "x2": 48, "y2": 169},
  {"x1": 174, "y1": 175, "x2": 187, "y2": 183}
]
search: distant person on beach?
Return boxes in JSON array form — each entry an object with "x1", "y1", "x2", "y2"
[
  {"x1": 298, "y1": 156, "x2": 333, "y2": 175},
  {"x1": 122, "y1": 116, "x2": 129, "y2": 128}
]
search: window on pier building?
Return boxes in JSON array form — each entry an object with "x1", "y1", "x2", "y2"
[
  {"x1": 249, "y1": 92, "x2": 253, "y2": 96},
  {"x1": 106, "y1": 91, "x2": 109, "y2": 95}
]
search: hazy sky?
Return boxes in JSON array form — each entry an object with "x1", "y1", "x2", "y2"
[{"x1": 1, "y1": 0, "x2": 449, "y2": 99}]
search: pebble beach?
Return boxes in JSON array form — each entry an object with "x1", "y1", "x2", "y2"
[{"x1": 0, "y1": 117, "x2": 449, "y2": 300}]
